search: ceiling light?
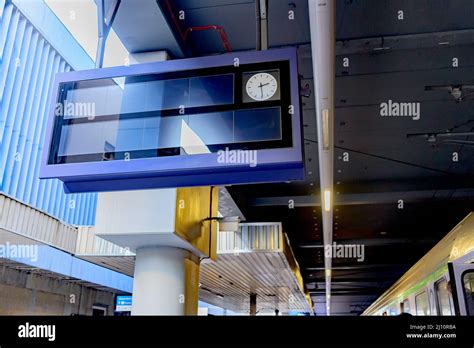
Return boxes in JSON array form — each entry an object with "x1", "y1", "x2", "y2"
[
  {"x1": 324, "y1": 190, "x2": 331, "y2": 212},
  {"x1": 322, "y1": 108, "x2": 330, "y2": 150},
  {"x1": 373, "y1": 46, "x2": 390, "y2": 51}
]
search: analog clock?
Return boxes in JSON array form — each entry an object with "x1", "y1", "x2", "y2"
[{"x1": 245, "y1": 72, "x2": 278, "y2": 101}]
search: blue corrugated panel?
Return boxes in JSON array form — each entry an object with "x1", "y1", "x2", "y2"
[{"x1": 0, "y1": 2, "x2": 97, "y2": 225}]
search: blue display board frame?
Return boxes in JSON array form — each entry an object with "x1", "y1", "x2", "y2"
[{"x1": 40, "y1": 48, "x2": 304, "y2": 193}]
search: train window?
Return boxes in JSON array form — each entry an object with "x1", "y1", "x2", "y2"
[
  {"x1": 402, "y1": 299, "x2": 411, "y2": 314},
  {"x1": 462, "y1": 271, "x2": 474, "y2": 316},
  {"x1": 435, "y1": 279, "x2": 452, "y2": 315},
  {"x1": 415, "y1": 291, "x2": 430, "y2": 315}
]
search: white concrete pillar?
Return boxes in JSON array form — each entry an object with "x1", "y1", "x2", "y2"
[
  {"x1": 93, "y1": 52, "x2": 212, "y2": 316},
  {"x1": 131, "y1": 246, "x2": 190, "y2": 315}
]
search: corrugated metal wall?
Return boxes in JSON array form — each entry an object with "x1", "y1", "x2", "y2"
[
  {"x1": 0, "y1": 193, "x2": 78, "y2": 253},
  {"x1": 0, "y1": 1, "x2": 97, "y2": 225}
]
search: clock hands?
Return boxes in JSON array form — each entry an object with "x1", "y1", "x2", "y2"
[{"x1": 258, "y1": 82, "x2": 270, "y2": 98}]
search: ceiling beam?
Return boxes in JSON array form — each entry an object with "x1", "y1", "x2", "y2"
[
  {"x1": 304, "y1": 264, "x2": 410, "y2": 272},
  {"x1": 309, "y1": 288, "x2": 383, "y2": 295},
  {"x1": 299, "y1": 238, "x2": 437, "y2": 248},
  {"x1": 335, "y1": 29, "x2": 474, "y2": 55},
  {"x1": 329, "y1": 176, "x2": 474, "y2": 194},
  {"x1": 307, "y1": 279, "x2": 394, "y2": 285},
  {"x1": 251, "y1": 189, "x2": 474, "y2": 207}
]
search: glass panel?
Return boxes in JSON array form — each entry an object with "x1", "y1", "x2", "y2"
[
  {"x1": 402, "y1": 299, "x2": 411, "y2": 314},
  {"x1": 189, "y1": 75, "x2": 234, "y2": 106},
  {"x1": 60, "y1": 73, "x2": 234, "y2": 120},
  {"x1": 55, "y1": 108, "x2": 283, "y2": 163},
  {"x1": 188, "y1": 112, "x2": 234, "y2": 145},
  {"x1": 234, "y1": 107, "x2": 281, "y2": 142},
  {"x1": 415, "y1": 291, "x2": 430, "y2": 315},
  {"x1": 463, "y1": 271, "x2": 474, "y2": 316},
  {"x1": 50, "y1": 67, "x2": 291, "y2": 164},
  {"x1": 435, "y1": 279, "x2": 452, "y2": 315}
]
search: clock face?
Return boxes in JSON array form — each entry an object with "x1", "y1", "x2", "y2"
[{"x1": 245, "y1": 72, "x2": 278, "y2": 101}]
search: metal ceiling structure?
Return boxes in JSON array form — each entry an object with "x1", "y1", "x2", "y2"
[
  {"x1": 77, "y1": 222, "x2": 313, "y2": 314},
  {"x1": 200, "y1": 223, "x2": 312, "y2": 315},
  {"x1": 101, "y1": 0, "x2": 474, "y2": 315}
]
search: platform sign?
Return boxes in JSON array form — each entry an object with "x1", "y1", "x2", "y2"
[
  {"x1": 40, "y1": 48, "x2": 304, "y2": 192},
  {"x1": 116, "y1": 295, "x2": 132, "y2": 312}
]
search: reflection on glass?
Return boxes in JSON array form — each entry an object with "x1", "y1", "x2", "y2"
[
  {"x1": 61, "y1": 74, "x2": 234, "y2": 119},
  {"x1": 463, "y1": 272, "x2": 474, "y2": 316},
  {"x1": 51, "y1": 69, "x2": 289, "y2": 164},
  {"x1": 402, "y1": 299, "x2": 411, "y2": 314},
  {"x1": 415, "y1": 291, "x2": 430, "y2": 315},
  {"x1": 234, "y1": 108, "x2": 281, "y2": 142},
  {"x1": 56, "y1": 107, "x2": 282, "y2": 163},
  {"x1": 435, "y1": 279, "x2": 452, "y2": 315}
]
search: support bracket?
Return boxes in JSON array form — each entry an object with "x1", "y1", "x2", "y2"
[{"x1": 95, "y1": 0, "x2": 121, "y2": 68}]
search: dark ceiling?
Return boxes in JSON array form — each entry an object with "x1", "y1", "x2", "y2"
[
  {"x1": 227, "y1": 0, "x2": 474, "y2": 315},
  {"x1": 111, "y1": 0, "x2": 474, "y2": 315}
]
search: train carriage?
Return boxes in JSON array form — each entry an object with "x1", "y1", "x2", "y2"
[{"x1": 364, "y1": 213, "x2": 474, "y2": 316}]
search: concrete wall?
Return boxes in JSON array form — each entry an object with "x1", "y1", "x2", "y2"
[{"x1": 0, "y1": 265, "x2": 117, "y2": 315}]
